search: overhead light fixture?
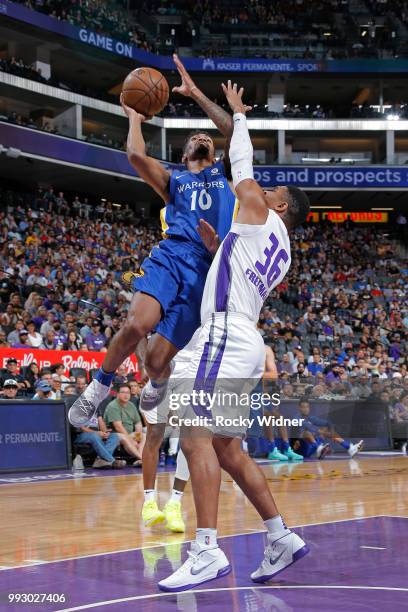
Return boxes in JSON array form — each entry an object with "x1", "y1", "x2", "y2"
[
  {"x1": 371, "y1": 207, "x2": 394, "y2": 211},
  {"x1": 311, "y1": 206, "x2": 343, "y2": 209}
]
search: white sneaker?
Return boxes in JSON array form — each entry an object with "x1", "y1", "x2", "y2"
[
  {"x1": 140, "y1": 362, "x2": 175, "y2": 412},
  {"x1": 251, "y1": 531, "x2": 309, "y2": 583},
  {"x1": 348, "y1": 440, "x2": 364, "y2": 458},
  {"x1": 68, "y1": 379, "x2": 111, "y2": 427},
  {"x1": 401, "y1": 442, "x2": 407, "y2": 455},
  {"x1": 140, "y1": 380, "x2": 168, "y2": 412},
  {"x1": 316, "y1": 443, "x2": 331, "y2": 459},
  {"x1": 158, "y1": 543, "x2": 231, "y2": 592}
]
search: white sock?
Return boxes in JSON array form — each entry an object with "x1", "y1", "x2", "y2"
[
  {"x1": 144, "y1": 489, "x2": 156, "y2": 502},
  {"x1": 170, "y1": 488, "x2": 183, "y2": 503},
  {"x1": 175, "y1": 449, "x2": 190, "y2": 481},
  {"x1": 168, "y1": 437, "x2": 179, "y2": 455},
  {"x1": 196, "y1": 528, "x2": 217, "y2": 550},
  {"x1": 264, "y1": 515, "x2": 289, "y2": 539}
]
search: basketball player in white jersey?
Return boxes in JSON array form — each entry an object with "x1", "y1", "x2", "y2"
[{"x1": 158, "y1": 81, "x2": 311, "y2": 592}]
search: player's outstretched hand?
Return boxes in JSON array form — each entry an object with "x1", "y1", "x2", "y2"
[
  {"x1": 197, "y1": 219, "x2": 220, "y2": 256},
  {"x1": 120, "y1": 93, "x2": 150, "y2": 121},
  {"x1": 221, "y1": 81, "x2": 252, "y2": 115},
  {"x1": 172, "y1": 53, "x2": 198, "y2": 97}
]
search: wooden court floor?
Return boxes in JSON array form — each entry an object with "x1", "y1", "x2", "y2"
[{"x1": 1, "y1": 455, "x2": 407, "y2": 570}]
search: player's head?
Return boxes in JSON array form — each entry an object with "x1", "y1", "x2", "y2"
[
  {"x1": 182, "y1": 131, "x2": 215, "y2": 165},
  {"x1": 299, "y1": 398, "x2": 310, "y2": 416},
  {"x1": 264, "y1": 185, "x2": 310, "y2": 230}
]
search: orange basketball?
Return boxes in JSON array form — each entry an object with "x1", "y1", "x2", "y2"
[{"x1": 121, "y1": 67, "x2": 169, "y2": 117}]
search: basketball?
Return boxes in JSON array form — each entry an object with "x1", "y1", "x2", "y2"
[{"x1": 122, "y1": 67, "x2": 169, "y2": 117}]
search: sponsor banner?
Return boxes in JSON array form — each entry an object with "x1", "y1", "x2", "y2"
[
  {"x1": 0, "y1": 401, "x2": 70, "y2": 472},
  {"x1": 0, "y1": 347, "x2": 140, "y2": 379},
  {"x1": 253, "y1": 166, "x2": 408, "y2": 189},
  {"x1": 307, "y1": 211, "x2": 389, "y2": 223},
  {"x1": 3, "y1": 124, "x2": 408, "y2": 190},
  {"x1": 3, "y1": 1, "x2": 408, "y2": 73}
]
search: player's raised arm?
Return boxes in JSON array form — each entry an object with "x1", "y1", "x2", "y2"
[
  {"x1": 222, "y1": 81, "x2": 267, "y2": 224},
  {"x1": 173, "y1": 54, "x2": 233, "y2": 138},
  {"x1": 121, "y1": 94, "x2": 171, "y2": 203},
  {"x1": 173, "y1": 54, "x2": 238, "y2": 178}
]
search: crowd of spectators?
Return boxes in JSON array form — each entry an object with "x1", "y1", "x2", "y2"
[
  {"x1": 17, "y1": 0, "x2": 155, "y2": 51},
  {"x1": 13, "y1": 0, "x2": 406, "y2": 60},
  {"x1": 0, "y1": 185, "x2": 407, "y2": 419},
  {"x1": 189, "y1": 0, "x2": 345, "y2": 28}
]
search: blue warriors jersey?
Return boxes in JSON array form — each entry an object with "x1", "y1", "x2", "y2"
[{"x1": 161, "y1": 161, "x2": 238, "y2": 251}]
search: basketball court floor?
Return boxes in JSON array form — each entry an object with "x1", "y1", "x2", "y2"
[{"x1": 1, "y1": 454, "x2": 407, "y2": 611}]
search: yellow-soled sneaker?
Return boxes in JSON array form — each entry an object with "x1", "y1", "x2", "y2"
[
  {"x1": 163, "y1": 500, "x2": 185, "y2": 533},
  {"x1": 142, "y1": 500, "x2": 165, "y2": 527}
]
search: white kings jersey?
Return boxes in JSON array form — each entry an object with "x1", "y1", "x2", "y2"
[{"x1": 200, "y1": 209, "x2": 291, "y2": 323}]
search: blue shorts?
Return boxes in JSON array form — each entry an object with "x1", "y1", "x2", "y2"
[{"x1": 133, "y1": 238, "x2": 211, "y2": 350}]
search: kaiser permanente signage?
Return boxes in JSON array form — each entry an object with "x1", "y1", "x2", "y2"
[{"x1": 3, "y1": 0, "x2": 408, "y2": 74}]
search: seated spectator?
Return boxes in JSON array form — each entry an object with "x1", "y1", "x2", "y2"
[
  {"x1": 104, "y1": 384, "x2": 145, "y2": 465},
  {"x1": 63, "y1": 384, "x2": 76, "y2": 396},
  {"x1": 32, "y1": 379, "x2": 54, "y2": 400},
  {"x1": 25, "y1": 362, "x2": 40, "y2": 391},
  {"x1": 50, "y1": 374, "x2": 63, "y2": 399},
  {"x1": 74, "y1": 375, "x2": 88, "y2": 396},
  {"x1": 26, "y1": 320, "x2": 43, "y2": 348},
  {"x1": 394, "y1": 393, "x2": 408, "y2": 422},
  {"x1": 308, "y1": 354, "x2": 324, "y2": 376},
  {"x1": 50, "y1": 364, "x2": 70, "y2": 391},
  {"x1": 86, "y1": 321, "x2": 107, "y2": 351},
  {"x1": 0, "y1": 379, "x2": 20, "y2": 399},
  {"x1": 113, "y1": 364, "x2": 131, "y2": 386},
  {"x1": 11, "y1": 329, "x2": 31, "y2": 348},
  {"x1": 74, "y1": 408, "x2": 126, "y2": 469},
  {"x1": 325, "y1": 362, "x2": 342, "y2": 386},
  {"x1": 0, "y1": 357, "x2": 29, "y2": 392},
  {"x1": 129, "y1": 380, "x2": 141, "y2": 411},
  {"x1": 278, "y1": 354, "x2": 295, "y2": 375},
  {"x1": 63, "y1": 330, "x2": 82, "y2": 351}
]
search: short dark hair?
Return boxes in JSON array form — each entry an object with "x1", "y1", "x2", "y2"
[
  {"x1": 285, "y1": 186, "x2": 310, "y2": 228},
  {"x1": 118, "y1": 383, "x2": 131, "y2": 392},
  {"x1": 182, "y1": 131, "x2": 212, "y2": 155}
]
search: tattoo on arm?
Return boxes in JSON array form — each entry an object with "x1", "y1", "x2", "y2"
[{"x1": 192, "y1": 89, "x2": 233, "y2": 138}]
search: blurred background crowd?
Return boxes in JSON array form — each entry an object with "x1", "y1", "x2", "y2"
[{"x1": 0, "y1": 185, "x2": 407, "y2": 422}]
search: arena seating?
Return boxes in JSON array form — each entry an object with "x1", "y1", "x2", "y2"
[{"x1": 0, "y1": 185, "x2": 406, "y2": 412}]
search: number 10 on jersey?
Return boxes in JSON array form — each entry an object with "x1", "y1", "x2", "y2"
[{"x1": 190, "y1": 189, "x2": 212, "y2": 211}]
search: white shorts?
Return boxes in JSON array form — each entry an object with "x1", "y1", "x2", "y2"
[
  {"x1": 140, "y1": 359, "x2": 189, "y2": 426},
  {"x1": 177, "y1": 312, "x2": 264, "y2": 437},
  {"x1": 140, "y1": 328, "x2": 201, "y2": 426}
]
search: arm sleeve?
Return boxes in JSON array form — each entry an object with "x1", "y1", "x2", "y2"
[{"x1": 229, "y1": 113, "x2": 254, "y2": 188}]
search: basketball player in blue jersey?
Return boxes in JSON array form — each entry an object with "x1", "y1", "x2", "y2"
[{"x1": 68, "y1": 56, "x2": 241, "y2": 526}]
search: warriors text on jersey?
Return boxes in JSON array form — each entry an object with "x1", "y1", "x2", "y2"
[
  {"x1": 133, "y1": 160, "x2": 237, "y2": 350},
  {"x1": 161, "y1": 161, "x2": 237, "y2": 250}
]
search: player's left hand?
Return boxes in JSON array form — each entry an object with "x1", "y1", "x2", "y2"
[
  {"x1": 172, "y1": 53, "x2": 198, "y2": 97},
  {"x1": 197, "y1": 219, "x2": 220, "y2": 255},
  {"x1": 221, "y1": 80, "x2": 252, "y2": 114}
]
